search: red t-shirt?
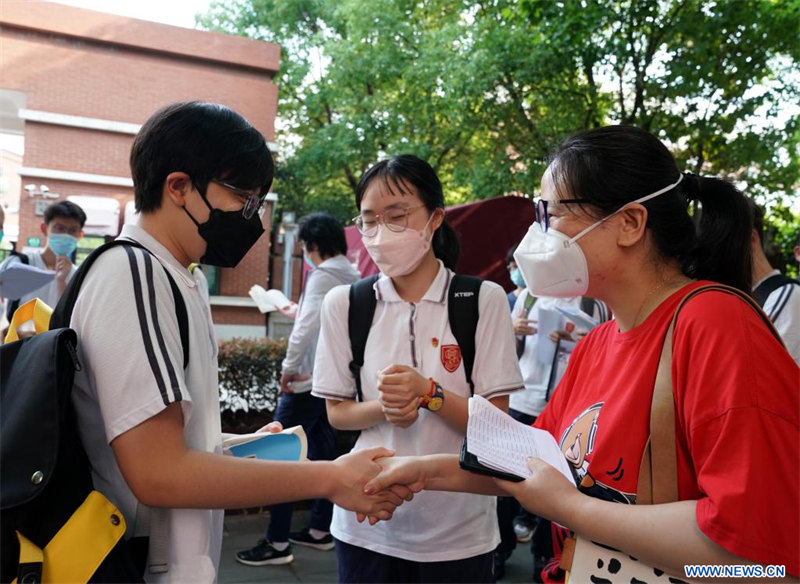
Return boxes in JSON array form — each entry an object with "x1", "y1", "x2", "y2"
[{"x1": 536, "y1": 281, "x2": 800, "y2": 575}]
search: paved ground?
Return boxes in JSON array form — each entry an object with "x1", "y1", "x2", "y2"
[{"x1": 219, "y1": 509, "x2": 534, "y2": 583}]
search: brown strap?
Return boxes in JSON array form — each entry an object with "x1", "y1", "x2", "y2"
[
  {"x1": 559, "y1": 534, "x2": 577, "y2": 572},
  {"x1": 636, "y1": 284, "x2": 783, "y2": 505}
]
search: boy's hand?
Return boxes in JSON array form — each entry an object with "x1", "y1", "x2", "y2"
[{"x1": 329, "y1": 447, "x2": 414, "y2": 525}]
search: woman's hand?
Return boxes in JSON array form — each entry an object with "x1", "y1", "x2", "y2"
[
  {"x1": 380, "y1": 398, "x2": 420, "y2": 429},
  {"x1": 377, "y1": 364, "x2": 428, "y2": 408},
  {"x1": 363, "y1": 455, "x2": 429, "y2": 497},
  {"x1": 329, "y1": 447, "x2": 413, "y2": 525},
  {"x1": 494, "y1": 457, "x2": 581, "y2": 527}
]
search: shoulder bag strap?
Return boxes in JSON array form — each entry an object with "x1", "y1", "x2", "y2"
[{"x1": 637, "y1": 283, "x2": 783, "y2": 505}]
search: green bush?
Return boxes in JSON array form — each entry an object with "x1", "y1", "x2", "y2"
[{"x1": 218, "y1": 337, "x2": 287, "y2": 416}]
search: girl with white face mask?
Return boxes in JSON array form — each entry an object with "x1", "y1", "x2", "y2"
[
  {"x1": 311, "y1": 154, "x2": 523, "y2": 583},
  {"x1": 362, "y1": 127, "x2": 798, "y2": 581}
]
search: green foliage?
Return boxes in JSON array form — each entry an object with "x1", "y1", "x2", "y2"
[
  {"x1": 762, "y1": 201, "x2": 800, "y2": 277},
  {"x1": 217, "y1": 337, "x2": 287, "y2": 413},
  {"x1": 198, "y1": 0, "x2": 800, "y2": 225}
]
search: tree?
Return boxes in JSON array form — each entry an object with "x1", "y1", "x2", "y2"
[{"x1": 199, "y1": 0, "x2": 799, "y2": 224}]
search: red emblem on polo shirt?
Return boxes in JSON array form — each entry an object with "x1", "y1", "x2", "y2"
[{"x1": 440, "y1": 345, "x2": 461, "y2": 372}]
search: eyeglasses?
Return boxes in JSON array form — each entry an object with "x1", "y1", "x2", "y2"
[
  {"x1": 211, "y1": 179, "x2": 269, "y2": 220},
  {"x1": 49, "y1": 223, "x2": 82, "y2": 237},
  {"x1": 533, "y1": 198, "x2": 582, "y2": 233},
  {"x1": 352, "y1": 204, "x2": 427, "y2": 237}
]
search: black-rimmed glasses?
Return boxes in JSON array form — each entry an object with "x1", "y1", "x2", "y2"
[
  {"x1": 533, "y1": 198, "x2": 582, "y2": 233},
  {"x1": 211, "y1": 179, "x2": 269, "y2": 220}
]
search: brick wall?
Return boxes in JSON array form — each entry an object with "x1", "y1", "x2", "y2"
[{"x1": 1, "y1": 1, "x2": 280, "y2": 328}]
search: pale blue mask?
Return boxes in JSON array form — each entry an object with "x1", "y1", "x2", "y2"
[
  {"x1": 0, "y1": 230, "x2": 4, "y2": 243},
  {"x1": 304, "y1": 252, "x2": 316, "y2": 269},
  {"x1": 49, "y1": 233, "x2": 78, "y2": 256},
  {"x1": 510, "y1": 268, "x2": 526, "y2": 288}
]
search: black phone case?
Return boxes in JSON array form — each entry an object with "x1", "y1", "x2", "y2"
[{"x1": 458, "y1": 438, "x2": 525, "y2": 482}]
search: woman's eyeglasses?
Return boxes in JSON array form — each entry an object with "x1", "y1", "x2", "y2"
[
  {"x1": 533, "y1": 198, "x2": 582, "y2": 233},
  {"x1": 352, "y1": 204, "x2": 427, "y2": 237}
]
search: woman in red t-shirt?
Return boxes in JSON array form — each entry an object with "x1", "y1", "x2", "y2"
[{"x1": 365, "y1": 125, "x2": 799, "y2": 579}]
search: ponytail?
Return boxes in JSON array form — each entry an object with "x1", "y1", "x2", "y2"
[
  {"x1": 433, "y1": 219, "x2": 460, "y2": 270},
  {"x1": 680, "y1": 174, "x2": 753, "y2": 293}
]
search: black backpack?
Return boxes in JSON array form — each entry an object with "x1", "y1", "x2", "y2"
[
  {"x1": 1, "y1": 239, "x2": 189, "y2": 583},
  {"x1": 347, "y1": 274, "x2": 482, "y2": 402}
]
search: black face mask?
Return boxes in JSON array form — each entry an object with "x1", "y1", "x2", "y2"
[{"x1": 184, "y1": 195, "x2": 265, "y2": 268}]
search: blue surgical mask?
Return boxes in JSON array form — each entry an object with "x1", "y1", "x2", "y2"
[
  {"x1": 510, "y1": 268, "x2": 526, "y2": 288},
  {"x1": 49, "y1": 233, "x2": 78, "y2": 256},
  {"x1": 304, "y1": 252, "x2": 316, "y2": 269},
  {"x1": 0, "y1": 229, "x2": 4, "y2": 243}
]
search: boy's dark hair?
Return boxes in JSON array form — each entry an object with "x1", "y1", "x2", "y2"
[
  {"x1": 130, "y1": 101, "x2": 274, "y2": 212},
  {"x1": 44, "y1": 201, "x2": 87, "y2": 228},
  {"x1": 355, "y1": 154, "x2": 460, "y2": 270},
  {"x1": 297, "y1": 212, "x2": 347, "y2": 258}
]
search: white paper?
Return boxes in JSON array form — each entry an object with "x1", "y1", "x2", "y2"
[
  {"x1": 535, "y1": 308, "x2": 562, "y2": 365},
  {"x1": 555, "y1": 306, "x2": 599, "y2": 331},
  {"x1": 467, "y1": 396, "x2": 575, "y2": 484},
  {"x1": 0, "y1": 263, "x2": 56, "y2": 299},
  {"x1": 249, "y1": 285, "x2": 292, "y2": 313}
]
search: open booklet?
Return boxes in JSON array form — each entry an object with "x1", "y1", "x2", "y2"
[
  {"x1": 0, "y1": 262, "x2": 55, "y2": 300},
  {"x1": 461, "y1": 396, "x2": 575, "y2": 485},
  {"x1": 222, "y1": 425, "x2": 308, "y2": 461},
  {"x1": 555, "y1": 306, "x2": 599, "y2": 331},
  {"x1": 248, "y1": 285, "x2": 293, "y2": 314}
]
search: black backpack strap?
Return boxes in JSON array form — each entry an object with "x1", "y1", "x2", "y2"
[
  {"x1": 753, "y1": 273, "x2": 799, "y2": 308},
  {"x1": 447, "y1": 275, "x2": 482, "y2": 395},
  {"x1": 347, "y1": 275, "x2": 380, "y2": 402},
  {"x1": 50, "y1": 240, "x2": 190, "y2": 370}
]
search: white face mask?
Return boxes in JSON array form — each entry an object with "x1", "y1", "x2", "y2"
[
  {"x1": 514, "y1": 175, "x2": 683, "y2": 297},
  {"x1": 363, "y1": 213, "x2": 435, "y2": 278}
]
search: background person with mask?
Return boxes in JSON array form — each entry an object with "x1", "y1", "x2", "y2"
[
  {"x1": 0, "y1": 200, "x2": 86, "y2": 321},
  {"x1": 236, "y1": 212, "x2": 360, "y2": 567},
  {"x1": 312, "y1": 154, "x2": 523, "y2": 583}
]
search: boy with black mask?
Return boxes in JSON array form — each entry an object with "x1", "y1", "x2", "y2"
[{"x1": 66, "y1": 102, "x2": 408, "y2": 582}]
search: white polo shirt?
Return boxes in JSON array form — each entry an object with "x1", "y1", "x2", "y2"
[
  {"x1": 70, "y1": 224, "x2": 222, "y2": 583},
  {"x1": 312, "y1": 261, "x2": 523, "y2": 562}
]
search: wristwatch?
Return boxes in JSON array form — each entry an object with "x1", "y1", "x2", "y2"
[{"x1": 420, "y1": 379, "x2": 445, "y2": 412}]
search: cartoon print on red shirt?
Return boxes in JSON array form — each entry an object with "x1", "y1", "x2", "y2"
[{"x1": 559, "y1": 402, "x2": 634, "y2": 505}]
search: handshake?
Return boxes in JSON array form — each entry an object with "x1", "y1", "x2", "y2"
[{"x1": 327, "y1": 447, "x2": 426, "y2": 525}]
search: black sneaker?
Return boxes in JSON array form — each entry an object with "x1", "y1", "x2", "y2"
[
  {"x1": 288, "y1": 528, "x2": 335, "y2": 551},
  {"x1": 235, "y1": 539, "x2": 294, "y2": 566}
]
